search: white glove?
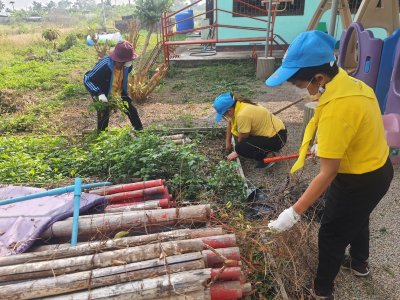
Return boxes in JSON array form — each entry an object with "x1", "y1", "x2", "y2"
[
  {"x1": 311, "y1": 144, "x2": 318, "y2": 156},
  {"x1": 98, "y1": 94, "x2": 108, "y2": 103},
  {"x1": 124, "y1": 61, "x2": 133, "y2": 68},
  {"x1": 268, "y1": 207, "x2": 300, "y2": 232}
]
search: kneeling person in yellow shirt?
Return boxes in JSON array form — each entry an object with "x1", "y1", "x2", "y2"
[{"x1": 213, "y1": 92, "x2": 287, "y2": 168}]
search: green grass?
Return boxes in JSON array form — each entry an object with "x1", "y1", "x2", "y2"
[{"x1": 164, "y1": 61, "x2": 261, "y2": 101}]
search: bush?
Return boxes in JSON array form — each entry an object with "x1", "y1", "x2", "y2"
[
  {"x1": 207, "y1": 160, "x2": 246, "y2": 204},
  {"x1": 58, "y1": 33, "x2": 78, "y2": 52},
  {"x1": 0, "y1": 128, "x2": 246, "y2": 203}
]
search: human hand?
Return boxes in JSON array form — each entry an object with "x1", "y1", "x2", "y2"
[
  {"x1": 310, "y1": 144, "x2": 318, "y2": 156},
  {"x1": 98, "y1": 94, "x2": 108, "y2": 103},
  {"x1": 268, "y1": 207, "x2": 300, "y2": 232},
  {"x1": 226, "y1": 140, "x2": 233, "y2": 151},
  {"x1": 227, "y1": 151, "x2": 239, "y2": 161}
]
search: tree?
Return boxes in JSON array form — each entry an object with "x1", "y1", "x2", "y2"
[
  {"x1": 57, "y1": 0, "x2": 72, "y2": 10},
  {"x1": 171, "y1": 0, "x2": 188, "y2": 11},
  {"x1": 31, "y1": 1, "x2": 43, "y2": 12},
  {"x1": 46, "y1": 1, "x2": 56, "y2": 11},
  {"x1": 135, "y1": 0, "x2": 173, "y2": 70}
]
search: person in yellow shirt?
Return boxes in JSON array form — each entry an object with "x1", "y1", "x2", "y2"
[
  {"x1": 265, "y1": 31, "x2": 393, "y2": 299},
  {"x1": 213, "y1": 92, "x2": 287, "y2": 168}
]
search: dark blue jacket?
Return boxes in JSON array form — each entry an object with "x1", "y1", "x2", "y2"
[{"x1": 83, "y1": 56, "x2": 133, "y2": 98}]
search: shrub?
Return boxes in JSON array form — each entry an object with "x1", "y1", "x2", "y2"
[
  {"x1": 57, "y1": 33, "x2": 78, "y2": 52},
  {"x1": 0, "y1": 128, "x2": 246, "y2": 203}
]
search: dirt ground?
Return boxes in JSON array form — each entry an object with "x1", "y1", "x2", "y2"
[{"x1": 60, "y1": 65, "x2": 399, "y2": 299}]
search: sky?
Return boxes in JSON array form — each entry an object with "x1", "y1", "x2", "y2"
[{"x1": 9, "y1": 0, "x2": 132, "y2": 10}]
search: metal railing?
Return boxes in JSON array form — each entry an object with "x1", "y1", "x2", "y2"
[{"x1": 161, "y1": 0, "x2": 289, "y2": 64}]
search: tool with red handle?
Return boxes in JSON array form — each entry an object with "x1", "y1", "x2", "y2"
[{"x1": 263, "y1": 152, "x2": 312, "y2": 164}]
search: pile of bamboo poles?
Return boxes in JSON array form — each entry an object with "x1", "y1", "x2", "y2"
[
  {"x1": 2, "y1": 179, "x2": 252, "y2": 299},
  {"x1": 1, "y1": 227, "x2": 251, "y2": 299},
  {"x1": 90, "y1": 179, "x2": 175, "y2": 213}
]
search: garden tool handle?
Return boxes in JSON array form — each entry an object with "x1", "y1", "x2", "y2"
[{"x1": 263, "y1": 152, "x2": 312, "y2": 163}]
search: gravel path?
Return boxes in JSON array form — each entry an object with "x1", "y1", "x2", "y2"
[{"x1": 334, "y1": 167, "x2": 400, "y2": 300}]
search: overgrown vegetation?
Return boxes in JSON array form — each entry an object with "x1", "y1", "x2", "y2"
[
  {"x1": 0, "y1": 128, "x2": 246, "y2": 202},
  {"x1": 0, "y1": 5, "x2": 292, "y2": 299}
]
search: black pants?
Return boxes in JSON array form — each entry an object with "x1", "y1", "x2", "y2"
[
  {"x1": 315, "y1": 157, "x2": 393, "y2": 295},
  {"x1": 97, "y1": 98, "x2": 143, "y2": 131},
  {"x1": 235, "y1": 129, "x2": 287, "y2": 161}
]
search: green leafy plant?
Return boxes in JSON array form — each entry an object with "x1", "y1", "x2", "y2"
[
  {"x1": 207, "y1": 160, "x2": 246, "y2": 204},
  {"x1": 0, "y1": 113, "x2": 36, "y2": 133},
  {"x1": 57, "y1": 33, "x2": 78, "y2": 52},
  {"x1": 0, "y1": 136, "x2": 86, "y2": 184},
  {"x1": 42, "y1": 28, "x2": 61, "y2": 50}
]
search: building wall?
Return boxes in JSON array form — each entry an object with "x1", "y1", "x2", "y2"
[{"x1": 215, "y1": 1, "x2": 394, "y2": 47}]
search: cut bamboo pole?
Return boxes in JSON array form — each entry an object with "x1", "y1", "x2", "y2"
[
  {"x1": 210, "y1": 281, "x2": 243, "y2": 300},
  {"x1": 89, "y1": 179, "x2": 165, "y2": 195},
  {"x1": 0, "y1": 253, "x2": 205, "y2": 299},
  {"x1": 200, "y1": 234, "x2": 236, "y2": 249},
  {"x1": 104, "y1": 198, "x2": 172, "y2": 212},
  {"x1": 0, "y1": 239, "x2": 205, "y2": 282},
  {"x1": 41, "y1": 204, "x2": 212, "y2": 239},
  {"x1": 171, "y1": 138, "x2": 191, "y2": 145},
  {"x1": 158, "y1": 282, "x2": 249, "y2": 300},
  {"x1": 105, "y1": 186, "x2": 167, "y2": 203},
  {"x1": 162, "y1": 134, "x2": 185, "y2": 140},
  {"x1": 0, "y1": 232, "x2": 233, "y2": 267},
  {"x1": 202, "y1": 247, "x2": 241, "y2": 268},
  {"x1": 241, "y1": 282, "x2": 253, "y2": 296},
  {"x1": 30, "y1": 227, "x2": 223, "y2": 253},
  {"x1": 45, "y1": 269, "x2": 212, "y2": 300},
  {"x1": 157, "y1": 290, "x2": 210, "y2": 300}
]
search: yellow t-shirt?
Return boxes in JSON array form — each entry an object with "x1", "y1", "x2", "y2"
[
  {"x1": 316, "y1": 68, "x2": 388, "y2": 174},
  {"x1": 231, "y1": 101, "x2": 285, "y2": 137},
  {"x1": 111, "y1": 67, "x2": 123, "y2": 98}
]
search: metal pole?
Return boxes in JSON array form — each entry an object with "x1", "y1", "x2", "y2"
[
  {"x1": 71, "y1": 177, "x2": 82, "y2": 246},
  {"x1": 264, "y1": 0, "x2": 273, "y2": 58},
  {"x1": 328, "y1": 0, "x2": 339, "y2": 36},
  {"x1": 0, "y1": 182, "x2": 112, "y2": 206}
]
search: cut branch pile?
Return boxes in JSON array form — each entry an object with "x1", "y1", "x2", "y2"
[{"x1": 2, "y1": 180, "x2": 253, "y2": 299}]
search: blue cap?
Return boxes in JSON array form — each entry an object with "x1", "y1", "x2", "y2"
[
  {"x1": 265, "y1": 30, "x2": 336, "y2": 87},
  {"x1": 214, "y1": 92, "x2": 234, "y2": 122}
]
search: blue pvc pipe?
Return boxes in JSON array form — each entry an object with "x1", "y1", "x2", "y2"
[
  {"x1": 71, "y1": 178, "x2": 82, "y2": 246},
  {"x1": 0, "y1": 182, "x2": 112, "y2": 206}
]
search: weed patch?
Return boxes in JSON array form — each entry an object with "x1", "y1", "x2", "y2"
[{"x1": 0, "y1": 128, "x2": 246, "y2": 203}]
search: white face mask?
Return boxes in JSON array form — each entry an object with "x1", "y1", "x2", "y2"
[
  {"x1": 124, "y1": 61, "x2": 133, "y2": 68},
  {"x1": 306, "y1": 77, "x2": 325, "y2": 99}
]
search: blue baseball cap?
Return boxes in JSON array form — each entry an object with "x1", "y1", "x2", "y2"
[
  {"x1": 265, "y1": 30, "x2": 336, "y2": 87},
  {"x1": 214, "y1": 92, "x2": 234, "y2": 122}
]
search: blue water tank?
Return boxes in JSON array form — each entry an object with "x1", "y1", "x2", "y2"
[{"x1": 176, "y1": 10, "x2": 194, "y2": 32}]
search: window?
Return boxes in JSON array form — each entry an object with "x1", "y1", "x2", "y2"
[
  {"x1": 348, "y1": 0, "x2": 363, "y2": 14},
  {"x1": 232, "y1": 0, "x2": 305, "y2": 17},
  {"x1": 348, "y1": 0, "x2": 400, "y2": 14}
]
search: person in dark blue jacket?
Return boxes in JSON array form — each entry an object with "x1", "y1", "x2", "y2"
[{"x1": 84, "y1": 40, "x2": 143, "y2": 131}]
